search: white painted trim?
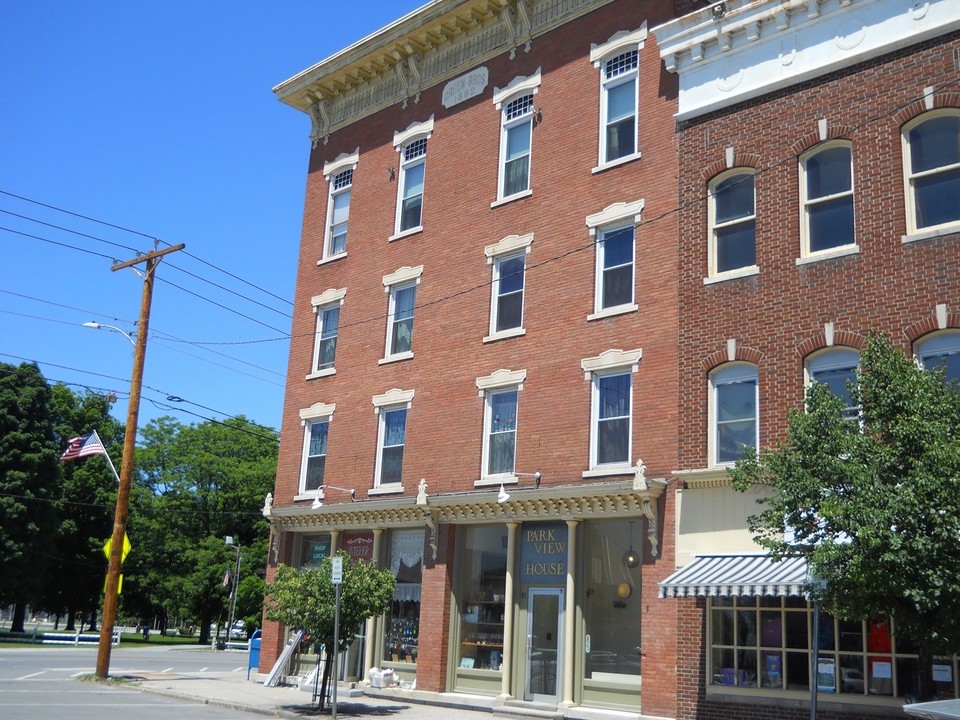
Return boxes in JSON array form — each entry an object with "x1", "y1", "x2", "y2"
[
  {"x1": 311, "y1": 288, "x2": 347, "y2": 308},
  {"x1": 382, "y1": 265, "x2": 424, "y2": 288},
  {"x1": 590, "y1": 24, "x2": 648, "y2": 65},
  {"x1": 703, "y1": 265, "x2": 760, "y2": 285},
  {"x1": 585, "y1": 199, "x2": 645, "y2": 236},
  {"x1": 476, "y1": 368, "x2": 527, "y2": 395},
  {"x1": 393, "y1": 115, "x2": 435, "y2": 149},
  {"x1": 372, "y1": 388, "x2": 415, "y2": 410},
  {"x1": 491, "y1": 189, "x2": 533, "y2": 208},
  {"x1": 591, "y1": 152, "x2": 642, "y2": 174},
  {"x1": 492, "y1": 67, "x2": 542, "y2": 108},
  {"x1": 305, "y1": 368, "x2": 336, "y2": 381},
  {"x1": 795, "y1": 245, "x2": 860, "y2": 266},
  {"x1": 484, "y1": 232, "x2": 534, "y2": 260},
  {"x1": 323, "y1": 148, "x2": 360, "y2": 179},
  {"x1": 581, "y1": 348, "x2": 643, "y2": 379},
  {"x1": 378, "y1": 351, "x2": 414, "y2": 365},
  {"x1": 587, "y1": 303, "x2": 638, "y2": 322},
  {"x1": 484, "y1": 327, "x2": 527, "y2": 344},
  {"x1": 388, "y1": 226, "x2": 423, "y2": 242},
  {"x1": 300, "y1": 402, "x2": 336, "y2": 422}
]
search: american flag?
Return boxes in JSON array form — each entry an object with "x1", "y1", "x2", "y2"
[
  {"x1": 60, "y1": 430, "x2": 108, "y2": 461},
  {"x1": 222, "y1": 569, "x2": 231, "y2": 588}
]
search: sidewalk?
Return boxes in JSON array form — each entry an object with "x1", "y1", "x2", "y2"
[{"x1": 128, "y1": 669, "x2": 498, "y2": 719}]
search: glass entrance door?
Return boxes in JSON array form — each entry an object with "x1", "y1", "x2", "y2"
[{"x1": 525, "y1": 588, "x2": 563, "y2": 703}]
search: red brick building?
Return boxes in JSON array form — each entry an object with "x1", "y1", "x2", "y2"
[
  {"x1": 653, "y1": 0, "x2": 960, "y2": 717},
  {"x1": 262, "y1": 1, "x2": 682, "y2": 718}
]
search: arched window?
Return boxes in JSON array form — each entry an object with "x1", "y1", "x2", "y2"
[
  {"x1": 915, "y1": 331, "x2": 960, "y2": 386},
  {"x1": 902, "y1": 109, "x2": 960, "y2": 234},
  {"x1": 709, "y1": 169, "x2": 756, "y2": 277},
  {"x1": 800, "y1": 142, "x2": 855, "y2": 256},
  {"x1": 806, "y1": 348, "x2": 860, "y2": 421},
  {"x1": 710, "y1": 363, "x2": 758, "y2": 466}
]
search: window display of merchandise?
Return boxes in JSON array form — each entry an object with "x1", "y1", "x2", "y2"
[
  {"x1": 461, "y1": 597, "x2": 505, "y2": 670},
  {"x1": 385, "y1": 615, "x2": 418, "y2": 663}
]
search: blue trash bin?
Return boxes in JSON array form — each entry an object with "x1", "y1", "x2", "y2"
[{"x1": 247, "y1": 629, "x2": 262, "y2": 680}]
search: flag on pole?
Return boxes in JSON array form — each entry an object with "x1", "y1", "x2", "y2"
[
  {"x1": 222, "y1": 568, "x2": 231, "y2": 588},
  {"x1": 60, "y1": 431, "x2": 108, "y2": 461}
]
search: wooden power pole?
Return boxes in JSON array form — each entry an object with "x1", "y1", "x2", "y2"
[{"x1": 96, "y1": 243, "x2": 184, "y2": 679}]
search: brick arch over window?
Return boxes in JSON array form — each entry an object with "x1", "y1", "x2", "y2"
[
  {"x1": 795, "y1": 329, "x2": 865, "y2": 359},
  {"x1": 789, "y1": 125, "x2": 857, "y2": 157},
  {"x1": 892, "y1": 96, "x2": 960, "y2": 128},
  {"x1": 700, "y1": 152, "x2": 762, "y2": 182},
  {"x1": 700, "y1": 343, "x2": 763, "y2": 373},
  {"x1": 905, "y1": 309, "x2": 960, "y2": 343}
]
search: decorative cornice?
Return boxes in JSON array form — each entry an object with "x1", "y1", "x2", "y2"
[
  {"x1": 269, "y1": 481, "x2": 669, "y2": 550},
  {"x1": 651, "y1": 0, "x2": 960, "y2": 121},
  {"x1": 674, "y1": 466, "x2": 732, "y2": 489},
  {"x1": 299, "y1": 402, "x2": 335, "y2": 422},
  {"x1": 476, "y1": 367, "x2": 527, "y2": 394},
  {"x1": 273, "y1": 0, "x2": 617, "y2": 143},
  {"x1": 581, "y1": 348, "x2": 643, "y2": 377}
]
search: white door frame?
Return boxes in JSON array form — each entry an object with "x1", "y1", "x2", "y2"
[{"x1": 524, "y1": 587, "x2": 564, "y2": 703}]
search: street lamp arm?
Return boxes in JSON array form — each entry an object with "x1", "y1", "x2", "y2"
[{"x1": 83, "y1": 321, "x2": 136, "y2": 348}]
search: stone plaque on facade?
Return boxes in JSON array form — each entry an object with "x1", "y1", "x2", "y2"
[{"x1": 442, "y1": 67, "x2": 488, "y2": 108}]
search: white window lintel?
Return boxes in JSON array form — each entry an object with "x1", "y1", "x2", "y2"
[
  {"x1": 372, "y1": 388, "x2": 415, "y2": 411},
  {"x1": 484, "y1": 232, "x2": 534, "y2": 261},
  {"x1": 476, "y1": 368, "x2": 527, "y2": 396},
  {"x1": 299, "y1": 402, "x2": 336, "y2": 423},
  {"x1": 590, "y1": 23, "x2": 648, "y2": 66},
  {"x1": 586, "y1": 199, "x2": 645, "y2": 237},
  {"x1": 323, "y1": 148, "x2": 360, "y2": 179},
  {"x1": 382, "y1": 265, "x2": 424, "y2": 290},
  {"x1": 393, "y1": 116, "x2": 435, "y2": 149},
  {"x1": 311, "y1": 287, "x2": 346, "y2": 309},
  {"x1": 493, "y1": 67, "x2": 542, "y2": 109},
  {"x1": 581, "y1": 348, "x2": 643, "y2": 379}
]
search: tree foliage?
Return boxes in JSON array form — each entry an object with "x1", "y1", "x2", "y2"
[
  {"x1": 731, "y1": 332, "x2": 960, "y2": 654},
  {"x1": 264, "y1": 555, "x2": 396, "y2": 654},
  {"x1": 0, "y1": 363, "x2": 60, "y2": 627}
]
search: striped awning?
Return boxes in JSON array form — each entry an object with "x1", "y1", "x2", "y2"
[{"x1": 658, "y1": 554, "x2": 809, "y2": 599}]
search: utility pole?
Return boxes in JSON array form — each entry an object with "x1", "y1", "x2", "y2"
[{"x1": 96, "y1": 243, "x2": 184, "y2": 679}]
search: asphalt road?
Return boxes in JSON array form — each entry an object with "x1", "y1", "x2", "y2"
[{"x1": 0, "y1": 645, "x2": 262, "y2": 720}]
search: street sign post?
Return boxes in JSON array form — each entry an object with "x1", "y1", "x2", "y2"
[{"x1": 331, "y1": 556, "x2": 343, "y2": 720}]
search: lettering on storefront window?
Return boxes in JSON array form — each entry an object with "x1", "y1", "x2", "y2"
[{"x1": 520, "y1": 522, "x2": 567, "y2": 583}]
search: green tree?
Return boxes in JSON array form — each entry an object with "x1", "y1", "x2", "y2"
[
  {"x1": 47, "y1": 384, "x2": 123, "y2": 630},
  {"x1": 125, "y1": 415, "x2": 276, "y2": 642},
  {"x1": 731, "y1": 333, "x2": 960, "y2": 690},
  {"x1": 0, "y1": 363, "x2": 60, "y2": 631},
  {"x1": 265, "y1": 554, "x2": 396, "y2": 709}
]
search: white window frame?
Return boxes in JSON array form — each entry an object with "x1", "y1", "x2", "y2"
[
  {"x1": 492, "y1": 69, "x2": 541, "y2": 205},
  {"x1": 320, "y1": 149, "x2": 359, "y2": 263},
  {"x1": 581, "y1": 349, "x2": 642, "y2": 476},
  {"x1": 372, "y1": 388, "x2": 414, "y2": 492},
  {"x1": 380, "y1": 266, "x2": 423, "y2": 364},
  {"x1": 708, "y1": 169, "x2": 757, "y2": 280},
  {"x1": 297, "y1": 402, "x2": 335, "y2": 499},
  {"x1": 484, "y1": 233, "x2": 533, "y2": 342},
  {"x1": 902, "y1": 109, "x2": 960, "y2": 239},
  {"x1": 915, "y1": 330, "x2": 960, "y2": 385},
  {"x1": 799, "y1": 141, "x2": 857, "y2": 261},
  {"x1": 391, "y1": 116, "x2": 433, "y2": 240},
  {"x1": 709, "y1": 363, "x2": 759, "y2": 467},
  {"x1": 590, "y1": 25, "x2": 646, "y2": 172},
  {"x1": 586, "y1": 201, "x2": 643, "y2": 320},
  {"x1": 805, "y1": 348, "x2": 860, "y2": 422},
  {"x1": 308, "y1": 288, "x2": 346, "y2": 380},
  {"x1": 476, "y1": 369, "x2": 527, "y2": 485}
]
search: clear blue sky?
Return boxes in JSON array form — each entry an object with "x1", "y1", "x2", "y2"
[{"x1": 1, "y1": 1, "x2": 424, "y2": 439}]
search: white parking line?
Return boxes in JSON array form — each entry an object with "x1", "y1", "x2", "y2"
[
  {"x1": 16, "y1": 671, "x2": 45, "y2": 680},
  {"x1": 161, "y1": 666, "x2": 173, "y2": 672}
]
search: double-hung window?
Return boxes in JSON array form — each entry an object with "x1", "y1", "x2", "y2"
[
  {"x1": 581, "y1": 349, "x2": 642, "y2": 474},
  {"x1": 903, "y1": 110, "x2": 960, "y2": 235},
  {"x1": 916, "y1": 331, "x2": 960, "y2": 386},
  {"x1": 709, "y1": 169, "x2": 756, "y2": 277},
  {"x1": 320, "y1": 149, "x2": 359, "y2": 262},
  {"x1": 381, "y1": 266, "x2": 423, "y2": 363},
  {"x1": 806, "y1": 349, "x2": 860, "y2": 422},
  {"x1": 298, "y1": 402, "x2": 335, "y2": 496},
  {"x1": 309, "y1": 288, "x2": 345, "y2": 378},
  {"x1": 493, "y1": 69, "x2": 541, "y2": 203},
  {"x1": 372, "y1": 388, "x2": 414, "y2": 490},
  {"x1": 800, "y1": 142, "x2": 855, "y2": 256},
  {"x1": 392, "y1": 116, "x2": 433, "y2": 238},
  {"x1": 586, "y1": 200, "x2": 643, "y2": 319},
  {"x1": 711, "y1": 364, "x2": 758, "y2": 466},
  {"x1": 590, "y1": 25, "x2": 646, "y2": 170},
  {"x1": 476, "y1": 369, "x2": 526, "y2": 483},
  {"x1": 484, "y1": 233, "x2": 533, "y2": 342}
]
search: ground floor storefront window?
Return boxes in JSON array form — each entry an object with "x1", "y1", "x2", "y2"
[
  {"x1": 384, "y1": 529, "x2": 423, "y2": 666},
  {"x1": 709, "y1": 597, "x2": 958, "y2": 700}
]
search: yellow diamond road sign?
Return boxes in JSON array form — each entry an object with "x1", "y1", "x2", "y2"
[{"x1": 103, "y1": 533, "x2": 132, "y2": 564}]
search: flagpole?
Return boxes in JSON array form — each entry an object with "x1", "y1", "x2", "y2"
[{"x1": 91, "y1": 430, "x2": 121, "y2": 484}]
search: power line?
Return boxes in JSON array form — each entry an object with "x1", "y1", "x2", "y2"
[
  {"x1": 0, "y1": 207, "x2": 140, "y2": 254},
  {"x1": 0, "y1": 225, "x2": 118, "y2": 262}
]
